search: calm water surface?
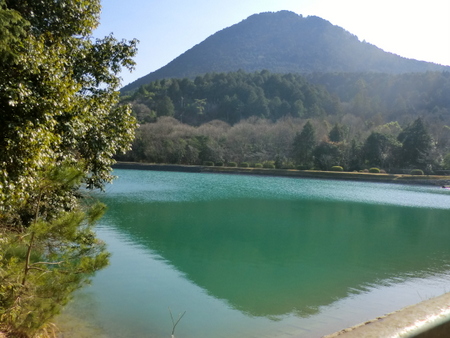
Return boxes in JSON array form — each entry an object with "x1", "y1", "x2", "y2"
[{"x1": 57, "y1": 170, "x2": 450, "y2": 337}]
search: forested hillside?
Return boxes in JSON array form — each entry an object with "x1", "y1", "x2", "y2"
[
  {"x1": 123, "y1": 11, "x2": 449, "y2": 92},
  {"x1": 119, "y1": 70, "x2": 450, "y2": 174},
  {"x1": 119, "y1": 9, "x2": 450, "y2": 173},
  {"x1": 122, "y1": 71, "x2": 339, "y2": 125},
  {"x1": 122, "y1": 70, "x2": 450, "y2": 126}
]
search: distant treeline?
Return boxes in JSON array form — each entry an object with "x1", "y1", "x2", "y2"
[
  {"x1": 118, "y1": 70, "x2": 450, "y2": 173},
  {"x1": 117, "y1": 116, "x2": 450, "y2": 173},
  {"x1": 121, "y1": 70, "x2": 450, "y2": 126}
]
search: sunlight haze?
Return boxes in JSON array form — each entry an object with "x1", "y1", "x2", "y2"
[{"x1": 95, "y1": 0, "x2": 450, "y2": 86}]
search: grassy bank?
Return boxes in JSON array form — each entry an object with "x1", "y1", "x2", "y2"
[{"x1": 113, "y1": 162, "x2": 450, "y2": 186}]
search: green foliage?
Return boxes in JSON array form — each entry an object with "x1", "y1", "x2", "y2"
[
  {"x1": 263, "y1": 162, "x2": 276, "y2": 169},
  {"x1": 347, "y1": 138, "x2": 363, "y2": 172},
  {"x1": 410, "y1": 169, "x2": 424, "y2": 175},
  {"x1": 369, "y1": 167, "x2": 380, "y2": 173},
  {"x1": 215, "y1": 162, "x2": 224, "y2": 167},
  {"x1": 329, "y1": 123, "x2": 345, "y2": 142},
  {"x1": 120, "y1": 72, "x2": 449, "y2": 173},
  {"x1": 292, "y1": 120, "x2": 316, "y2": 166},
  {"x1": 330, "y1": 166, "x2": 344, "y2": 171},
  {"x1": 123, "y1": 114, "x2": 448, "y2": 175},
  {"x1": 0, "y1": 1, "x2": 137, "y2": 335},
  {"x1": 282, "y1": 163, "x2": 295, "y2": 169},
  {"x1": 363, "y1": 132, "x2": 401, "y2": 168},
  {"x1": 314, "y1": 142, "x2": 343, "y2": 171},
  {"x1": 1, "y1": 0, "x2": 138, "y2": 211},
  {"x1": 397, "y1": 118, "x2": 432, "y2": 168},
  {"x1": 0, "y1": 0, "x2": 29, "y2": 62},
  {"x1": 123, "y1": 70, "x2": 338, "y2": 125},
  {"x1": 203, "y1": 161, "x2": 214, "y2": 166},
  {"x1": 0, "y1": 165, "x2": 110, "y2": 336},
  {"x1": 375, "y1": 121, "x2": 402, "y2": 137},
  {"x1": 227, "y1": 162, "x2": 237, "y2": 167},
  {"x1": 132, "y1": 103, "x2": 156, "y2": 123},
  {"x1": 123, "y1": 70, "x2": 450, "y2": 166},
  {"x1": 239, "y1": 162, "x2": 249, "y2": 168},
  {"x1": 254, "y1": 163, "x2": 263, "y2": 168},
  {"x1": 443, "y1": 153, "x2": 450, "y2": 170},
  {"x1": 156, "y1": 96, "x2": 175, "y2": 117},
  {"x1": 308, "y1": 72, "x2": 450, "y2": 127}
]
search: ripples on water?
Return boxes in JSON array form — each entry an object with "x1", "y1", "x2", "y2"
[
  {"x1": 58, "y1": 170, "x2": 450, "y2": 338},
  {"x1": 105, "y1": 170, "x2": 450, "y2": 208}
]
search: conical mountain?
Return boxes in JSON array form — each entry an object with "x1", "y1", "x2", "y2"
[{"x1": 122, "y1": 11, "x2": 448, "y2": 92}]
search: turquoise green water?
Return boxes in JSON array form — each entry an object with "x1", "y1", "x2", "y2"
[{"x1": 59, "y1": 170, "x2": 450, "y2": 338}]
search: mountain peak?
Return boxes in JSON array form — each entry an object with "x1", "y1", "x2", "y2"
[{"x1": 122, "y1": 11, "x2": 449, "y2": 92}]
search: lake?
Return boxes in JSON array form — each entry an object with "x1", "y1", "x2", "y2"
[{"x1": 57, "y1": 169, "x2": 450, "y2": 338}]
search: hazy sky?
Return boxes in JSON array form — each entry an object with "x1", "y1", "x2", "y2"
[{"x1": 95, "y1": 0, "x2": 450, "y2": 86}]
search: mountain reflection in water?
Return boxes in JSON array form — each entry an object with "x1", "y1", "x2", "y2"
[
  {"x1": 101, "y1": 171, "x2": 450, "y2": 318},
  {"x1": 59, "y1": 170, "x2": 450, "y2": 338}
]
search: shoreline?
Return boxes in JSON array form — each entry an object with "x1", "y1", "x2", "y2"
[
  {"x1": 112, "y1": 161, "x2": 450, "y2": 338},
  {"x1": 112, "y1": 162, "x2": 450, "y2": 186},
  {"x1": 323, "y1": 291, "x2": 450, "y2": 338},
  {"x1": 113, "y1": 162, "x2": 450, "y2": 338}
]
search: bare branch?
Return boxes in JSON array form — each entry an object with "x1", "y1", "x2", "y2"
[
  {"x1": 31, "y1": 261, "x2": 64, "y2": 266},
  {"x1": 169, "y1": 307, "x2": 186, "y2": 337}
]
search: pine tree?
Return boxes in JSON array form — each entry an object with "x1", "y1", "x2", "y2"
[
  {"x1": 397, "y1": 118, "x2": 432, "y2": 168},
  {"x1": 329, "y1": 123, "x2": 345, "y2": 142},
  {"x1": 291, "y1": 121, "x2": 316, "y2": 167},
  {"x1": 1, "y1": 165, "x2": 109, "y2": 337}
]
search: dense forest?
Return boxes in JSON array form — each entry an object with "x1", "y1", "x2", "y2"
[{"x1": 119, "y1": 70, "x2": 450, "y2": 173}]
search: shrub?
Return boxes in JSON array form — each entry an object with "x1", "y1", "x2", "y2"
[
  {"x1": 282, "y1": 163, "x2": 295, "y2": 169},
  {"x1": 263, "y1": 162, "x2": 275, "y2": 169},
  {"x1": 296, "y1": 165, "x2": 309, "y2": 170},
  {"x1": 227, "y1": 162, "x2": 237, "y2": 167},
  {"x1": 410, "y1": 169, "x2": 424, "y2": 175},
  {"x1": 203, "y1": 161, "x2": 214, "y2": 166},
  {"x1": 254, "y1": 163, "x2": 263, "y2": 168},
  {"x1": 239, "y1": 162, "x2": 249, "y2": 168},
  {"x1": 215, "y1": 162, "x2": 224, "y2": 167},
  {"x1": 330, "y1": 166, "x2": 343, "y2": 171},
  {"x1": 369, "y1": 167, "x2": 380, "y2": 173}
]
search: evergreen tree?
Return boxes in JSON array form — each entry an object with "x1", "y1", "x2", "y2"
[
  {"x1": 291, "y1": 121, "x2": 316, "y2": 166},
  {"x1": 313, "y1": 141, "x2": 343, "y2": 170},
  {"x1": 1, "y1": 164, "x2": 109, "y2": 336},
  {"x1": 157, "y1": 96, "x2": 175, "y2": 116},
  {"x1": 397, "y1": 118, "x2": 432, "y2": 168},
  {"x1": 347, "y1": 138, "x2": 363, "y2": 171},
  {"x1": 363, "y1": 132, "x2": 401, "y2": 168},
  {"x1": 329, "y1": 123, "x2": 345, "y2": 142}
]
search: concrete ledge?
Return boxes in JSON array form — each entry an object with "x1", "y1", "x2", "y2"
[
  {"x1": 324, "y1": 292, "x2": 450, "y2": 338},
  {"x1": 112, "y1": 162, "x2": 450, "y2": 186}
]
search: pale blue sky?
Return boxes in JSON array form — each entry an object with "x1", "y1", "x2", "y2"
[{"x1": 95, "y1": 0, "x2": 450, "y2": 86}]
